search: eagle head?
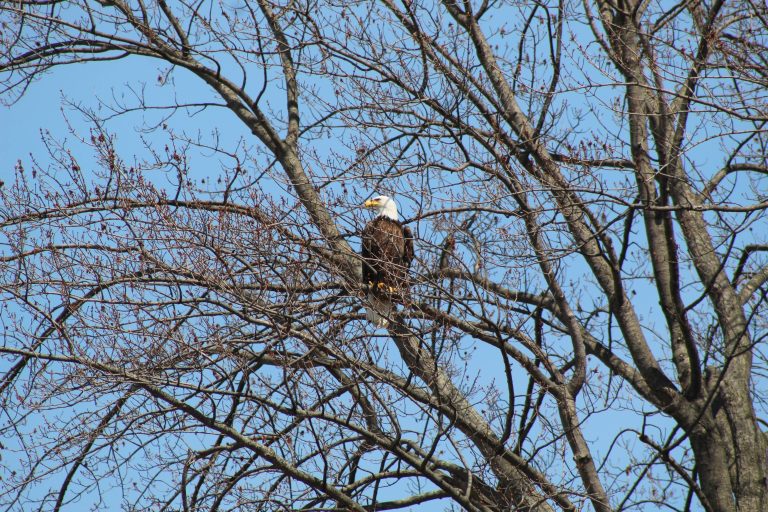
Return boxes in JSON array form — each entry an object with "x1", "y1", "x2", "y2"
[{"x1": 363, "y1": 195, "x2": 398, "y2": 220}]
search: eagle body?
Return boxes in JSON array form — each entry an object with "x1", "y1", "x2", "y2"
[{"x1": 361, "y1": 196, "x2": 414, "y2": 327}]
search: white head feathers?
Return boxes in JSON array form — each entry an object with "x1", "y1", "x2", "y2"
[{"x1": 363, "y1": 195, "x2": 399, "y2": 220}]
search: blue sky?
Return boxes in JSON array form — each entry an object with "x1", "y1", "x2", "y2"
[
  {"x1": 1, "y1": 57, "x2": 251, "y2": 190},
  {"x1": 3, "y1": 61, "x2": 140, "y2": 175}
]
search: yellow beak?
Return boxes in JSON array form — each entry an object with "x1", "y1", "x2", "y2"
[{"x1": 363, "y1": 199, "x2": 379, "y2": 208}]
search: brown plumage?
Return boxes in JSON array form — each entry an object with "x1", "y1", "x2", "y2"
[
  {"x1": 361, "y1": 196, "x2": 414, "y2": 327},
  {"x1": 362, "y1": 216, "x2": 414, "y2": 297}
]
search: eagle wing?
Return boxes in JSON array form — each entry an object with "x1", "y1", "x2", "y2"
[
  {"x1": 362, "y1": 217, "x2": 413, "y2": 286},
  {"x1": 361, "y1": 221, "x2": 376, "y2": 285},
  {"x1": 361, "y1": 217, "x2": 414, "y2": 325},
  {"x1": 402, "y1": 225, "x2": 415, "y2": 269}
]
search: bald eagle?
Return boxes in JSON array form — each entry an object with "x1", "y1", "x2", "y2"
[{"x1": 361, "y1": 195, "x2": 414, "y2": 327}]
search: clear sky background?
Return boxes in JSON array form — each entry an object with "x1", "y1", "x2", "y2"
[
  {"x1": 3, "y1": 61, "x2": 140, "y2": 175},
  {"x1": 1, "y1": 58, "x2": 254, "y2": 189}
]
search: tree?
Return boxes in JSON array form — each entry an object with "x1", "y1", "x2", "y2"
[{"x1": 1, "y1": 0, "x2": 767, "y2": 510}]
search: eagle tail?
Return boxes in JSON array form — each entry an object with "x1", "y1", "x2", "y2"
[{"x1": 366, "y1": 291, "x2": 393, "y2": 328}]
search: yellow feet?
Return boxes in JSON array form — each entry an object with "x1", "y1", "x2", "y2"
[{"x1": 369, "y1": 282, "x2": 398, "y2": 294}]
